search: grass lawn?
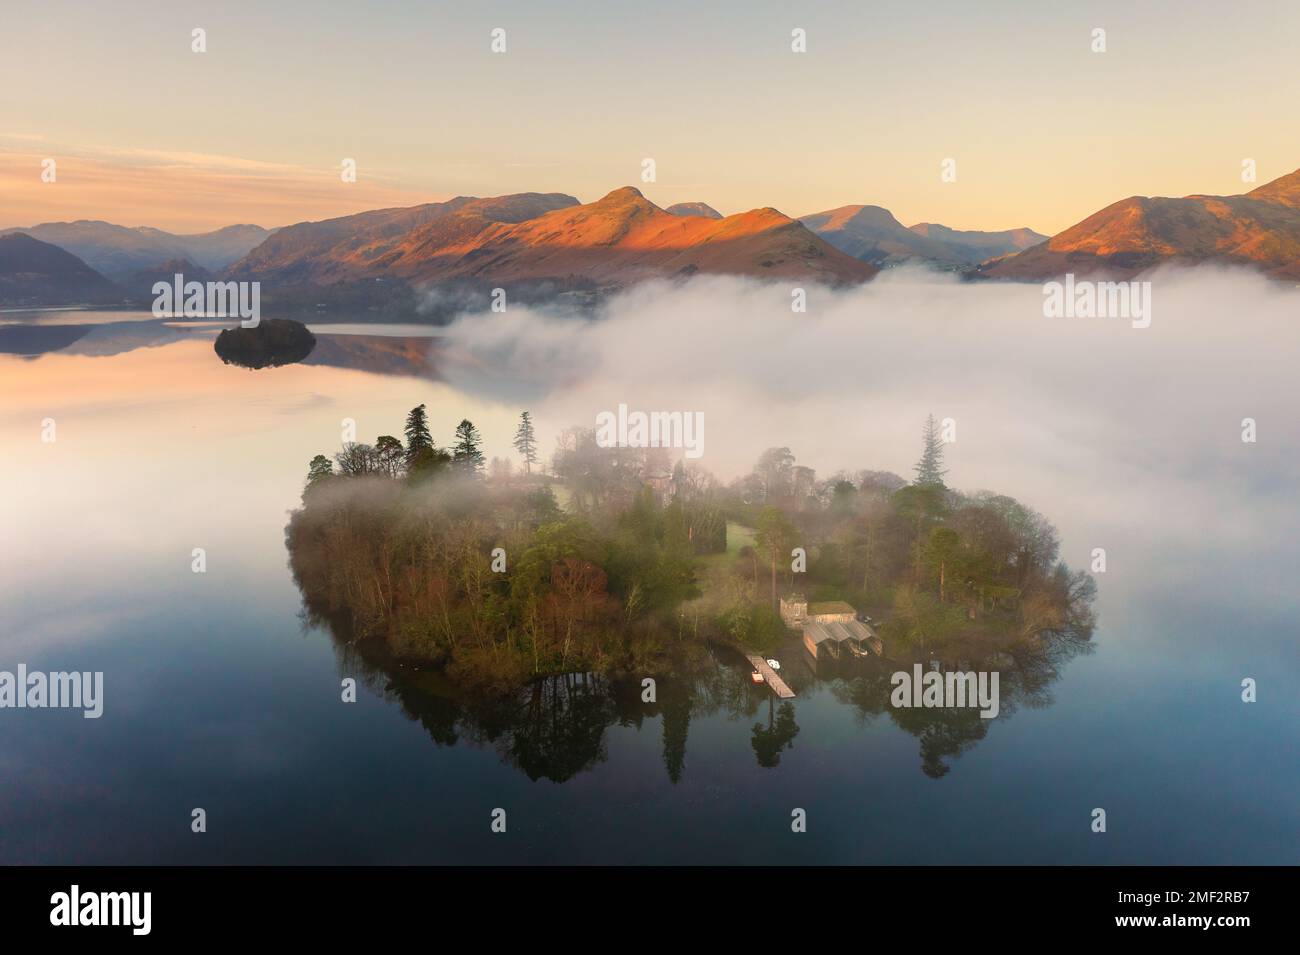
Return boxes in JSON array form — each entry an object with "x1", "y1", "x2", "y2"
[
  {"x1": 726, "y1": 521, "x2": 755, "y2": 556},
  {"x1": 686, "y1": 522, "x2": 758, "y2": 616}
]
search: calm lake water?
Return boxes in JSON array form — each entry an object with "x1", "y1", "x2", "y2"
[{"x1": 2, "y1": 297, "x2": 1297, "y2": 865}]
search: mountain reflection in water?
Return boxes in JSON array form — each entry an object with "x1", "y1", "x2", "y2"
[{"x1": 0, "y1": 312, "x2": 442, "y2": 378}]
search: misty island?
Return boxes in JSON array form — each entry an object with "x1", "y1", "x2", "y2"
[{"x1": 286, "y1": 407, "x2": 1096, "y2": 695}]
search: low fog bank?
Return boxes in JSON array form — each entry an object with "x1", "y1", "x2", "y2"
[{"x1": 437, "y1": 267, "x2": 1299, "y2": 608}]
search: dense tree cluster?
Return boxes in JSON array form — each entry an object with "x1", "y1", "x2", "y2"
[
  {"x1": 722, "y1": 423, "x2": 1096, "y2": 659},
  {"x1": 290, "y1": 408, "x2": 717, "y2": 688},
  {"x1": 289, "y1": 408, "x2": 1095, "y2": 690}
]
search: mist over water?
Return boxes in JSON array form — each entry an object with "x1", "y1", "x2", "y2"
[
  {"x1": 1, "y1": 268, "x2": 1297, "y2": 863},
  {"x1": 441, "y1": 267, "x2": 1300, "y2": 609}
]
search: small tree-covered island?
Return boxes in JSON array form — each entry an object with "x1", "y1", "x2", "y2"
[{"x1": 286, "y1": 409, "x2": 1096, "y2": 701}]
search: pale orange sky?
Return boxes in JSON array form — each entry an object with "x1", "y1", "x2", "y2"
[
  {"x1": 3, "y1": 0, "x2": 1299, "y2": 235},
  {"x1": 0, "y1": 145, "x2": 447, "y2": 233}
]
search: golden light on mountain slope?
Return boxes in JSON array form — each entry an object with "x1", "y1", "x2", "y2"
[
  {"x1": 233, "y1": 187, "x2": 875, "y2": 288},
  {"x1": 983, "y1": 168, "x2": 1300, "y2": 280},
  {"x1": 386, "y1": 188, "x2": 875, "y2": 284}
]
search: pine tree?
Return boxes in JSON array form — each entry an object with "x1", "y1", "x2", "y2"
[
  {"x1": 913, "y1": 414, "x2": 948, "y2": 487},
  {"x1": 305, "y1": 454, "x2": 333, "y2": 491},
  {"x1": 452, "y1": 419, "x2": 485, "y2": 476},
  {"x1": 754, "y1": 505, "x2": 797, "y2": 608},
  {"x1": 403, "y1": 404, "x2": 432, "y2": 463},
  {"x1": 513, "y1": 411, "x2": 538, "y2": 476}
]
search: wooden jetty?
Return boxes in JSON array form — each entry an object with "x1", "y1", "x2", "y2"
[{"x1": 746, "y1": 653, "x2": 795, "y2": 699}]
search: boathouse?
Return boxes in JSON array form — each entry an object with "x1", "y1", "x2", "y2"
[{"x1": 781, "y1": 595, "x2": 882, "y2": 659}]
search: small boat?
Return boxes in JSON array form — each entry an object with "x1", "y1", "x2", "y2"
[
  {"x1": 766, "y1": 658, "x2": 781, "y2": 670},
  {"x1": 750, "y1": 670, "x2": 765, "y2": 684},
  {"x1": 847, "y1": 635, "x2": 884, "y2": 657}
]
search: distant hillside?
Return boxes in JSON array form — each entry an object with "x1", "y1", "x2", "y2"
[
  {"x1": 907, "y1": 223, "x2": 1046, "y2": 263},
  {"x1": 800, "y1": 205, "x2": 1045, "y2": 268},
  {"x1": 231, "y1": 187, "x2": 875, "y2": 292},
  {"x1": 666, "y1": 202, "x2": 723, "y2": 219},
  {"x1": 119, "y1": 258, "x2": 214, "y2": 302},
  {"x1": 173, "y1": 224, "x2": 273, "y2": 268},
  {"x1": 0, "y1": 233, "x2": 122, "y2": 307},
  {"x1": 981, "y1": 168, "x2": 1300, "y2": 280},
  {"x1": 378, "y1": 187, "x2": 876, "y2": 286},
  {"x1": 232, "y1": 193, "x2": 580, "y2": 284},
  {"x1": 0, "y1": 220, "x2": 272, "y2": 281}
]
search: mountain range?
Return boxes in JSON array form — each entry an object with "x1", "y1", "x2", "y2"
[
  {"x1": 232, "y1": 187, "x2": 875, "y2": 291},
  {"x1": 0, "y1": 221, "x2": 272, "y2": 282},
  {"x1": 798, "y1": 204, "x2": 1045, "y2": 268},
  {"x1": 4, "y1": 167, "x2": 1300, "y2": 310}
]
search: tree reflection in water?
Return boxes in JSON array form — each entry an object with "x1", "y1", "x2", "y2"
[
  {"x1": 751, "y1": 699, "x2": 800, "y2": 768},
  {"x1": 321, "y1": 622, "x2": 1090, "y2": 782},
  {"x1": 829, "y1": 627, "x2": 1094, "y2": 777}
]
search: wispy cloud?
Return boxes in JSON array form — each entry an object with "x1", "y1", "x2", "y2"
[{"x1": 0, "y1": 139, "x2": 447, "y2": 232}]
